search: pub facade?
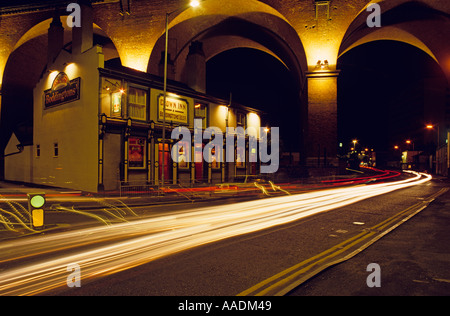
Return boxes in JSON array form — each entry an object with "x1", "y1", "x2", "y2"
[{"x1": 5, "y1": 43, "x2": 265, "y2": 193}]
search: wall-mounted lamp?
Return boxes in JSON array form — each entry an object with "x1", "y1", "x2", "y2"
[{"x1": 315, "y1": 60, "x2": 329, "y2": 71}]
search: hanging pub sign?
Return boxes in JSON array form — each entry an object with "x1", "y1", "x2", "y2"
[
  {"x1": 111, "y1": 91, "x2": 122, "y2": 115},
  {"x1": 44, "y1": 72, "x2": 81, "y2": 108}
]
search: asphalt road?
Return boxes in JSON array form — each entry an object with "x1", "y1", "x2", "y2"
[
  {"x1": 37, "y1": 176, "x2": 450, "y2": 297},
  {"x1": 290, "y1": 183, "x2": 450, "y2": 296}
]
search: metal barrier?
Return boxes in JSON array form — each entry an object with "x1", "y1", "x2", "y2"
[{"x1": 119, "y1": 181, "x2": 159, "y2": 197}]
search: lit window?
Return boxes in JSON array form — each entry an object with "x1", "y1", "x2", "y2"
[
  {"x1": 236, "y1": 144, "x2": 245, "y2": 169},
  {"x1": 237, "y1": 112, "x2": 246, "y2": 128},
  {"x1": 210, "y1": 146, "x2": 220, "y2": 169},
  {"x1": 53, "y1": 143, "x2": 59, "y2": 157},
  {"x1": 128, "y1": 86, "x2": 147, "y2": 120},
  {"x1": 194, "y1": 103, "x2": 208, "y2": 129},
  {"x1": 174, "y1": 140, "x2": 190, "y2": 169}
]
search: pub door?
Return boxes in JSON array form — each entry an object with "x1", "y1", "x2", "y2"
[
  {"x1": 158, "y1": 143, "x2": 171, "y2": 184},
  {"x1": 194, "y1": 143, "x2": 204, "y2": 182}
]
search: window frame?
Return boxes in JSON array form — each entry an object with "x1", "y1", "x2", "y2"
[{"x1": 127, "y1": 84, "x2": 149, "y2": 121}]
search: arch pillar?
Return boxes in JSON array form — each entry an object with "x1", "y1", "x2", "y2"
[{"x1": 306, "y1": 70, "x2": 340, "y2": 166}]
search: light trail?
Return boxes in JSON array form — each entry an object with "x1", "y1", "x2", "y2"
[{"x1": 0, "y1": 171, "x2": 431, "y2": 296}]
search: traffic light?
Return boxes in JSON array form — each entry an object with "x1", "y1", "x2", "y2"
[{"x1": 27, "y1": 193, "x2": 45, "y2": 229}]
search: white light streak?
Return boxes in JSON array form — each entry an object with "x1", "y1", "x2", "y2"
[{"x1": 0, "y1": 171, "x2": 431, "y2": 295}]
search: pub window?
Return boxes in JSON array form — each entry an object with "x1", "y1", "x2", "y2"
[
  {"x1": 174, "y1": 140, "x2": 190, "y2": 169},
  {"x1": 236, "y1": 141, "x2": 245, "y2": 169},
  {"x1": 128, "y1": 86, "x2": 148, "y2": 121},
  {"x1": 237, "y1": 111, "x2": 246, "y2": 128},
  {"x1": 194, "y1": 103, "x2": 208, "y2": 129},
  {"x1": 211, "y1": 146, "x2": 220, "y2": 169},
  {"x1": 53, "y1": 143, "x2": 59, "y2": 158},
  {"x1": 36, "y1": 144, "x2": 41, "y2": 158},
  {"x1": 128, "y1": 137, "x2": 146, "y2": 169}
]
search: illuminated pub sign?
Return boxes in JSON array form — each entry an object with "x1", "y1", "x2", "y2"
[
  {"x1": 157, "y1": 93, "x2": 189, "y2": 124},
  {"x1": 44, "y1": 72, "x2": 81, "y2": 108},
  {"x1": 111, "y1": 91, "x2": 122, "y2": 115}
]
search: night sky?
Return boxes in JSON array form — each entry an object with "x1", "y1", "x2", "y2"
[
  {"x1": 206, "y1": 48, "x2": 302, "y2": 153},
  {"x1": 207, "y1": 42, "x2": 448, "y2": 155},
  {"x1": 338, "y1": 40, "x2": 447, "y2": 153}
]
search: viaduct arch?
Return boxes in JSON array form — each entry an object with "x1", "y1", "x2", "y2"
[{"x1": 0, "y1": 0, "x2": 449, "y2": 174}]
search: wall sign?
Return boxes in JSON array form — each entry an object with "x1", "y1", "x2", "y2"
[
  {"x1": 157, "y1": 93, "x2": 189, "y2": 124},
  {"x1": 44, "y1": 72, "x2": 81, "y2": 108}
]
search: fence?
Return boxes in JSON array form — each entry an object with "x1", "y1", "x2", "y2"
[
  {"x1": 119, "y1": 181, "x2": 160, "y2": 197},
  {"x1": 436, "y1": 144, "x2": 449, "y2": 177}
]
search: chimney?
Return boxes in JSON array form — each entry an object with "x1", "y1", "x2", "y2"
[
  {"x1": 72, "y1": 0, "x2": 93, "y2": 54},
  {"x1": 47, "y1": 11, "x2": 64, "y2": 65},
  {"x1": 182, "y1": 41, "x2": 206, "y2": 93},
  {"x1": 159, "y1": 51, "x2": 176, "y2": 80}
]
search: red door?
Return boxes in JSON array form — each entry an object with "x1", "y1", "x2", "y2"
[
  {"x1": 195, "y1": 143, "x2": 203, "y2": 182},
  {"x1": 159, "y1": 143, "x2": 171, "y2": 184}
]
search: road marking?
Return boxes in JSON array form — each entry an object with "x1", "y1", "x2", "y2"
[{"x1": 237, "y1": 187, "x2": 449, "y2": 296}]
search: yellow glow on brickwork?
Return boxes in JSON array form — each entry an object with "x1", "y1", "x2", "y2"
[
  {"x1": 304, "y1": 41, "x2": 340, "y2": 72},
  {"x1": 121, "y1": 52, "x2": 149, "y2": 72},
  {"x1": 0, "y1": 56, "x2": 6, "y2": 88},
  {"x1": 247, "y1": 112, "x2": 261, "y2": 138}
]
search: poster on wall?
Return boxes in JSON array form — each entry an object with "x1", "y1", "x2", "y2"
[{"x1": 128, "y1": 137, "x2": 146, "y2": 168}]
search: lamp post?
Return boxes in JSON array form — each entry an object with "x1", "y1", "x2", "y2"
[
  {"x1": 426, "y1": 124, "x2": 440, "y2": 148},
  {"x1": 406, "y1": 139, "x2": 414, "y2": 151},
  {"x1": 161, "y1": 0, "x2": 201, "y2": 187}
]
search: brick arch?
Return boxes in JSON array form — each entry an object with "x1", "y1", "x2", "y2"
[
  {"x1": 0, "y1": 13, "x2": 118, "y2": 152},
  {"x1": 13, "y1": 18, "x2": 119, "y2": 61},
  {"x1": 147, "y1": 0, "x2": 307, "y2": 88},
  {"x1": 0, "y1": 11, "x2": 119, "y2": 86},
  {"x1": 338, "y1": 0, "x2": 450, "y2": 83}
]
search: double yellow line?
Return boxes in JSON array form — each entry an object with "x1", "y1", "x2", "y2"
[{"x1": 238, "y1": 187, "x2": 449, "y2": 296}]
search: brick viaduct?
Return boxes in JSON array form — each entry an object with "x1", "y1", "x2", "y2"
[{"x1": 0, "y1": 0, "x2": 449, "y2": 165}]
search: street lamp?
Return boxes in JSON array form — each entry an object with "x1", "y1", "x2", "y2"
[
  {"x1": 426, "y1": 123, "x2": 440, "y2": 148},
  {"x1": 406, "y1": 139, "x2": 414, "y2": 150},
  {"x1": 161, "y1": 0, "x2": 201, "y2": 187}
]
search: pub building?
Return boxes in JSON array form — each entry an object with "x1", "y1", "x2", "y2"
[{"x1": 4, "y1": 17, "x2": 266, "y2": 193}]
